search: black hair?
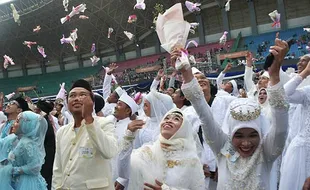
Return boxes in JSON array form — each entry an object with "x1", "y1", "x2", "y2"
[{"x1": 180, "y1": 89, "x2": 191, "y2": 106}]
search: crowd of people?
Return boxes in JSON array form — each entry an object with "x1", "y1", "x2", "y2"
[
  {"x1": 0, "y1": 35, "x2": 310, "y2": 190},
  {"x1": 93, "y1": 48, "x2": 222, "y2": 86}
]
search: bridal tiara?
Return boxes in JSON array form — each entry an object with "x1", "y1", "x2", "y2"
[{"x1": 230, "y1": 105, "x2": 261, "y2": 121}]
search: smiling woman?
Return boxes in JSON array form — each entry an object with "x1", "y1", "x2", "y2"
[{"x1": 119, "y1": 108, "x2": 205, "y2": 190}]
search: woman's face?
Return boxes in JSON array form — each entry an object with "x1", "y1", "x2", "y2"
[
  {"x1": 143, "y1": 99, "x2": 151, "y2": 117},
  {"x1": 136, "y1": 96, "x2": 143, "y2": 105},
  {"x1": 258, "y1": 89, "x2": 267, "y2": 104},
  {"x1": 160, "y1": 113, "x2": 183, "y2": 140},
  {"x1": 11, "y1": 115, "x2": 21, "y2": 134},
  {"x1": 232, "y1": 128, "x2": 260, "y2": 158}
]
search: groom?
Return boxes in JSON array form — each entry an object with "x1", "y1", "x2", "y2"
[{"x1": 52, "y1": 79, "x2": 118, "y2": 190}]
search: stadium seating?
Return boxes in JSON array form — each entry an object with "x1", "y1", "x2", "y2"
[{"x1": 243, "y1": 27, "x2": 309, "y2": 61}]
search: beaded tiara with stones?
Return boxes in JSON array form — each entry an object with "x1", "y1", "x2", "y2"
[{"x1": 230, "y1": 100, "x2": 261, "y2": 121}]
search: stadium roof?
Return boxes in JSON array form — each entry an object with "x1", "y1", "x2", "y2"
[{"x1": 0, "y1": 0, "x2": 216, "y2": 64}]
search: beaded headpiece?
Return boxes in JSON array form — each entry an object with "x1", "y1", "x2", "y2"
[{"x1": 230, "y1": 100, "x2": 261, "y2": 121}]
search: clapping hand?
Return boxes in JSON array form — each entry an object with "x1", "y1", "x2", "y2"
[
  {"x1": 144, "y1": 180, "x2": 163, "y2": 190},
  {"x1": 82, "y1": 94, "x2": 94, "y2": 124}
]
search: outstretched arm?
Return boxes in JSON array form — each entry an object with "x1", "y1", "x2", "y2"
[
  {"x1": 284, "y1": 60, "x2": 310, "y2": 104},
  {"x1": 150, "y1": 69, "x2": 164, "y2": 90},
  {"x1": 263, "y1": 37, "x2": 290, "y2": 161},
  {"x1": 216, "y1": 63, "x2": 232, "y2": 90},
  {"x1": 244, "y1": 52, "x2": 255, "y2": 92},
  {"x1": 170, "y1": 48, "x2": 228, "y2": 155},
  {"x1": 102, "y1": 63, "x2": 118, "y2": 100}
]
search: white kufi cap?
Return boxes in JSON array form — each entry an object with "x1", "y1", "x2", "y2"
[
  {"x1": 115, "y1": 86, "x2": 126, "y2": 97},
  {"x1": 119, "y1": 93, "x2": 139, "y2": 115}
]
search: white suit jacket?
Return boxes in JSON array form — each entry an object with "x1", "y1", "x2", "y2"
[{"x1": 52, "y1": 116, "x2": 118, "y2": 190}]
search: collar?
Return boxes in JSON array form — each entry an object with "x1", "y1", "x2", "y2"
[
  {"x1": 117, "y1": 117, "x2": 131, "y2": 124},
  {"x1": 181, "y1": 105, "x2": 188, "y2": 111}
]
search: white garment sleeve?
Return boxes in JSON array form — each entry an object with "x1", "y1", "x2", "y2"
[
  {"x1": 102, "y1": 74, "x2": 113, "y2": 100},
  {"x1": 216, "y1": 72, "x2": 225, "y2": 90},
  {"x1": 182, "y1": 78, "x2": 228, "y2": 155},
  {"x1": 284, "y1": 75, "x2": 306, "y2": 104},
  {"x1": 279, "y1": 68, "x2": 292, "y2": 85},
  {"x1": 118, "y1": 130, "x2": 136, "y2": 180},
  {"x1": 244, "y1": 66, "x2": 255, "y2": 92},
  {"x1": 85, "y1": 118, "x2": 118, "y2": 159},
  {"x1": 150, "y1": 79, "x2": 160, "y2": 90},
  {"x1": 263, "y1": 82, "x2": 289, "y2": 162},
  {"x1": 52, "y1": 127, "x2": 63, "y2": 189}
]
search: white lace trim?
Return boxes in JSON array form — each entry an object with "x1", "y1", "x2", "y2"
[{"x1": 225, "y1": 145, "x2": 264, "y2": 190}]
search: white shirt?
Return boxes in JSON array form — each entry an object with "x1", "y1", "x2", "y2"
[
  {"x1": 111, "y1": 117, "x2": 132, "y2": 188},
  {"x1": 102, "y1": 102, "x2": 116, "y2": 117}
]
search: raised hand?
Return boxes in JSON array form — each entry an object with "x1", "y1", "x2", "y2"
[
  {"x1": 82, "y1": 94, "x2": 94, "y2": 124},
  {"x1": 127, "y1": 120, "x2": 145, "y2": 132},
  {"x1": 107, "y1": 63, "x2": 118, "y2": 75},
  {"x1": 300, "y1": 60, "x2": 310, "y2": 79},
  {"x1": 223, "y1": 63, "x2": 233, "y2": 73},
  {"x1": 156, "y1": 69, "x2": 165, "y2": 80},
  {"x1": 245, "y1": 51, "x2": 253, "y2": 67},
  {"x1": 268, "y1": 35, "x2": 289, "y2": 85}
]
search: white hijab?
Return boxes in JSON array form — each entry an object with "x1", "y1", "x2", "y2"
[
  {"x1": 129, "y1": 108, "x2": 201, "y2": 189},
  {"x1": 258, "y1": 88, "x2": 272, "y2": 125},
  {"x1": 221, "y1": 98, "x2": 270, "y2": 190},
  {"x1": 138, "y1": 90, "x2": 175, "y2": 145},
  {"x1": 145, "y1": 90, "x2": 175, "y2": 122}
]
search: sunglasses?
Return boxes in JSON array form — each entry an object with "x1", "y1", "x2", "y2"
[{"x1": 8, "y1": 100, "x2": 20, "y2": 108}]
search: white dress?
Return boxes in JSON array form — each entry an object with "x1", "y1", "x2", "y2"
[
  {"x1": 279, "y1": 75, "x2": 310, "y2": 190},
  {"x1": 182, "y1": 105, "x2": 217, "y2": 190},
  {"x1": 182, "y1": 78, "x2": 289, "y2": 190}
]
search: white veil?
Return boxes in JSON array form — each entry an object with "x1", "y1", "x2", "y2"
[{"x1": 128, "y1": 108, "x2": 201, "y2": 189}]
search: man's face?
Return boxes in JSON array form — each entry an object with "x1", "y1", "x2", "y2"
[
  {"x1": 166, "y1": 88, "x2": 175, "y2": 97},
  {"x1": 68, "y1": 87, "x2": 91, "y2": 115},
  {"x1": 257, "y1": 76, "x2": 269, "y2": 89},
  {"x1": 172, "y1": 89, "x2": 183, "y2": 105},
  {"x1": 297, "y1": 55, "x2": 310, "y2": 73},
  {"x1": 224, "y1": 82, "x2": 233, "y2": 93},
  {"x1": 4, "y1": 100, "x2": 21, "y2": 115},
  {"x1": 198, "y1": 79, "x2": 211, "y2": 95},
  {"x1": 107, "y1": 92, "x2": 118, "y2": 104},
  {"x1": 114, "y1": 101, "x2": 131, "y2": 120}
]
